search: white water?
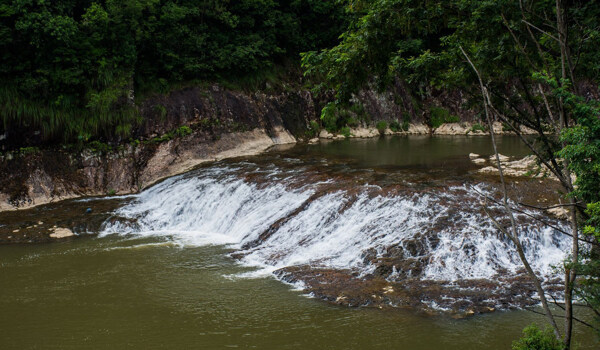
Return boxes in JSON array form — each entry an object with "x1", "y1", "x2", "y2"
[{"x1": 101, "y1": 164, "x2": 569, "y2": 283}]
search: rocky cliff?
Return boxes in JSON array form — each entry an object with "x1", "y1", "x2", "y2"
[
  {"x1": 0, "y1": 85, "x2": 314, "y2": 211},
  {"x1": 0, "y1": 83, "x2": 524, "y2": 211}
]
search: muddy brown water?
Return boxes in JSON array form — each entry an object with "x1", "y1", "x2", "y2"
[{"x1": 0, "y1": 135, "x2": 597, "y2": 349}]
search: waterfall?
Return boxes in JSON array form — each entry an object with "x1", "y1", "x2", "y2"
[{"x1": 101, "y1": 163, "x2": 569, "y2": 285}]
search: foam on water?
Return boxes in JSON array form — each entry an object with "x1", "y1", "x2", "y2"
[{"x1": 101, "y1": 165, "x2": 570, "y2": 282}]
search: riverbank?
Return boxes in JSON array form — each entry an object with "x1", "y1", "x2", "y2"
[
  {"x1": 319, "y1": 121, "x2": 537, "y2": 140},
  {"x1": 0, "y1": 123, "x2": 538, "y2": 213},
  {"x1": 0, "y1": 127, "x2": 295, "y2": 212},
  {"x1": 1, "y1": 78, "x2": 545, "y2": 213}
]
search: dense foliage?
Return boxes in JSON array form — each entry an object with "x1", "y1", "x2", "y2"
[
  {"x1": 302, "y1": 0, "x2": 600, "y2": 137},
  {"x1": 512, "y1": 325, "x2": 563, "y2": 350},
  {"x1": 301, "y1": 0, "x2": 600, "y2": 347},
  {"x1": 558, "y1": 90, "x2": 600, "y2": 337},
  {"x1": 0, "y1": 0, "x2": 346, "y2": 144}
]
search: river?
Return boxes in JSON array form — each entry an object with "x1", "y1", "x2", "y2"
[{"x1": 0, "y1": 135, "x2": 596, "y2": 349}]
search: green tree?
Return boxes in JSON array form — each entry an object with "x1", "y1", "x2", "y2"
[
  {"x1": 0, "y1": 0, "x2": 347, "y2": 146},
  {"x1": 302, "y1": 0, "x2": 600, "y2": 347}
]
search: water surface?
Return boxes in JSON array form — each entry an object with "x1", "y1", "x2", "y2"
[{"x1": 0, "y1": 136, "x2": 596, "y2": 349}]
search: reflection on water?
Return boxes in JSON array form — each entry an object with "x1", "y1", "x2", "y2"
[{"x1": 287, "y1": 134, "x2": 532, "y2": 169}]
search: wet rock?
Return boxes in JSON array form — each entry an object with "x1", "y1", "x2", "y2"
[
  {"x1": 275, "y1": 265, "x2": 546, "y2": 316},
  {"x1": 361, "y1": 248, "x2": 378, "y2": 264}
]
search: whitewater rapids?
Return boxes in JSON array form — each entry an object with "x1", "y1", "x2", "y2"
[{"x1": 101, "y1": 162, "x2": 569, "y2": 285}]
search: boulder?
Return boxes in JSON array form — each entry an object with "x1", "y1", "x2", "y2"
[{"x1": 49, "y1": 227, "x2": 74, "y2": 238}]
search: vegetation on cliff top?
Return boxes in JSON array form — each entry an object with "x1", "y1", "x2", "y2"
[{"x1": 0, "y1": 0, "x2": 346, "y2": 146}]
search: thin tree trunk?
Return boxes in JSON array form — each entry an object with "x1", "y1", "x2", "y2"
[
  {"x1": 459, "y1": 46, "x2": 562, "y2": 339},
  {"x1": 556, "y1": 1, "x2": 578, "y2": 347}
]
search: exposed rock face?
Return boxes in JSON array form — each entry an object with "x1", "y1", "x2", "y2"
[
  {"x1": 0, "y1": 83, "x2": 540, "y2": 212},
  {"x1": 469, "y1": 153, "x2": 573, "y2": 219},
  {"x1": 0, "y1": 128, "x2": 297, "y2": 211},
  {"x1": 0, "y1": 86, "x2": 312, "y2": 211},
  {"x1": 325, "y1": 122, "x2": 537, "y2": 139},
  {"x1": 135, "y1": 86, "x2": 315, "y2": 141}
]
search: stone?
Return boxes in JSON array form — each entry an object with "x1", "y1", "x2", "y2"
[
  {"x1": 319, "y1": 130, "x2": 334, "y2": 139},
  {"x1": 468, "y1": 153, "x2": 480, "y2": 159},
  {"x1": 488, "y1": 154, "x2": 510, "y2": 162},
  {"x1": 350, "y1": 127, "x2": 379, "y2": 138},
  {"x1": 435, "y1": 123, "x2": 469, "y2": 135},
  {"x1": 49, "y1": 228, "x2": 75, "y2": 239},
  {"x1": 548, "y1": 207, "x2": 569, "y2": 219}
]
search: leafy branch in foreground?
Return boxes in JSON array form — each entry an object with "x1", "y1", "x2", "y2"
[{"x1": 302, "y1": 0, "x2": 600, "y2": 347}]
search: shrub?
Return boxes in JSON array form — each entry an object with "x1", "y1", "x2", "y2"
[
  {"x1": 349, "y1": 102, "x2": 366, "y2": 116},
  {"x1": 87, "y1": 141, "x2": 111, "y2": 154},
  {"x1": 376, "y1": 121, "x2": 388, "y2": 135},
  {"x1": 401, "y1": 120, "x2": 410, "y2": 131},
  {"x1": 321, "y1": 103, "x2": 339, "y2": 132},
  {"x1": 18, "y1": 146, "x2": 40, "y2": 155},
  {"x1": 429, "y1": 107, "x2": 459, "y2": 128},
  {"x1": 511, "y1": 325, "x2": 562, "y2": 350},
  {"x1": 175, "y1": 126, "x2": 193, "y2": 137},
  {"x1": 340, "y1": 126, "x2": 351, "y2": 138},
  {"x1": 390, "y1": 120, "x2": 401, "y2": 132},
  {"x1": 154, "y1": 104, "x2": 167, "y2": 120},
  {"x1": 401, "y1": 112, "x2": 411, "y2": 131},
  {"x1": 306, "y1": 120, "x2": 320, "y2": 138},
  {"x1": 470, "y1": 123, "x2": 486, "y2": 133},
  {"x1": 447, "y1": 115, "x2": 460, "y2": 123},
  {"x1": 346, "y1": 116, "x2": 360, "y2": 128}
]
